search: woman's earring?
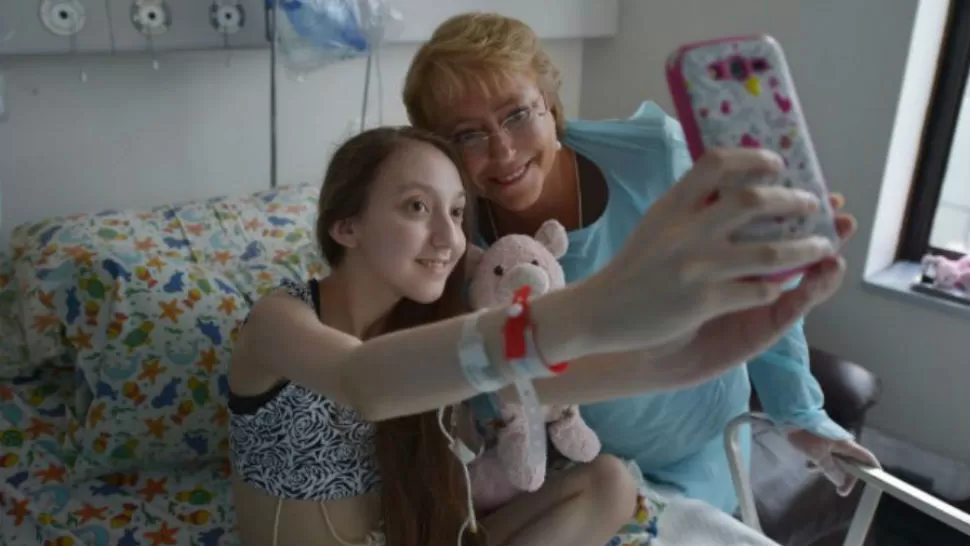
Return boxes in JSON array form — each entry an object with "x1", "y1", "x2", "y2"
[{"x1": 555, "y1": 140, "x2": 563, "y2": 151}]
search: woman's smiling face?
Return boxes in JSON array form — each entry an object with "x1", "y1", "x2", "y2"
[{"x1": 442, "y1": 73, "x2": 561, "y2": 213}]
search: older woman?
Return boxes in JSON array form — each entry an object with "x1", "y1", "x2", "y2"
[{"x1": 402, "y1": 11, "x2": 878, "y2": 514}]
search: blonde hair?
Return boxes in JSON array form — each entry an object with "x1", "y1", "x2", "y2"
[{"x1": 403, "y1": 12, "x2": 565, "y2": 136}]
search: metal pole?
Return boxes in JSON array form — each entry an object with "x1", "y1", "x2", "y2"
[
  {"x1": 724, "y1": 412, "x2": 767, "y2": 533},
  {"x1": 265, "y1": 1, "x2": 279, "y2": 189},
  {"x1": 842, "y1": 485, "x2": 881, "y2": 546},
  {"x1": 359, "y1": 54, "x2": 372, "y2": 133}
]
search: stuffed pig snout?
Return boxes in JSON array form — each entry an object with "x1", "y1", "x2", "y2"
[{"x1": 501, "y1": 262, "x2": 551, "y2": 299}]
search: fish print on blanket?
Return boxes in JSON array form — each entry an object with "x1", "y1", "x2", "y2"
[
  {"x1": 24, "y1": 185, "x2": 329, "y2": 478},
  {"x1": 0, "y1": 365, "x2": 242, "y2": 545},
  {"x1": 1, "y1": 184, "x2": 329, "y2": 545},
  {"x1": 8, "y1": 183, "x2": 326, "y2": 368}
]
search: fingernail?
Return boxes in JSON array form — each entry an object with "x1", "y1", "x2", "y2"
[
  {"x1": 796, "y1": 189, "x2": 820, "y2": 207},
  {"x1": 760, "y1": 148, "x2": 784, "y2": 166},
  {"x1": 814, "y1": 236, "x2": 837, "y2": 254}
]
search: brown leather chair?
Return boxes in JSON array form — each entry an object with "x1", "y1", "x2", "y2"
[{"x1": 748, "y1": 347, "x2": 883, "y2": 546}]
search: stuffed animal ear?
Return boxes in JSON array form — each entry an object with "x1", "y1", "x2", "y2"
[
  {"x1": 465, "y1": 245, "x2": 485, "y2": 277},
  {"x1": 534, "y1": 220, "x2": 568, "y2": 259}
]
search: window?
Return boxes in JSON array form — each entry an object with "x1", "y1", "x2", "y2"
[{"x1": 898, "y1": 0, "x2": 970, "y2": 262}]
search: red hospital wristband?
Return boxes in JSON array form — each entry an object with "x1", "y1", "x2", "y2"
[{"x1": 503, "y1": 285, "x2": 569, "y2": 375}]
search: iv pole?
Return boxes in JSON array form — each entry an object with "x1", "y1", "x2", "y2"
[{"x1": 265, "y1": 0, "x2": 279, "y2": 189}]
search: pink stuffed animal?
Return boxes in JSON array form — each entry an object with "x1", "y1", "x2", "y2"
[
  {"x1": 465, "y1": 219, "x2": 601, "y2": 512},
  {"x1": 921, "y1": 253, "x2": 970, "y2": 290}
]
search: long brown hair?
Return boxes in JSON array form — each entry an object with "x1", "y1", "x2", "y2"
[{"x1": 316, "y1": 126, "x2": 486, "y2": 546}]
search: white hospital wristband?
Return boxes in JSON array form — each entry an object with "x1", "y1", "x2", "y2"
[{"x1": 458, "y1": 311, "x2": 507, "y2": 393}]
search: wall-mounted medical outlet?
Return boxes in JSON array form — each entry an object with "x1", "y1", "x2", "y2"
[
  {"x1": 39, "y1": 0, "x2": 87, "y2": 37},
  {"x1": 131, "y1": 0, "x2": 172, "y2": 37},
  {"x1": 210, "y1": 1, "x2": 246, "y2": 36}
]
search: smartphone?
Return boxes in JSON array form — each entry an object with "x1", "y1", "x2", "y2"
[{"x1": 665, "y1": 35, "x2": 839, "y2": 261}]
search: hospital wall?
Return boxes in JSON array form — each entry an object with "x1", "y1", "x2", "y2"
[{"x1": 0, "y1": 41, "x2": 583, "y2": 246}]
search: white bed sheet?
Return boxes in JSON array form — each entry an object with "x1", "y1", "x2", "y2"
[{"x1": 646, "y1": 491, "x2": 782, "y2": 546}]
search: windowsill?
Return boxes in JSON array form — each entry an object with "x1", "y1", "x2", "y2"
[{"x1": 863, "y1": 260, "x2": 970, "y2": 320}]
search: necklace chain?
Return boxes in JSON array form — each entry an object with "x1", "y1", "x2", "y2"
[{"x1": 487, "y1": 149, "x2": 583, "y2": 241}]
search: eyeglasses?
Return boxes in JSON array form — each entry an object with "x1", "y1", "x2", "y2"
[{"x1": 450, "y1": 106, "x2": 548, "y2": 156}]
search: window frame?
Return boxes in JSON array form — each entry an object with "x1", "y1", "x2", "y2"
[{"x1": 897, "y1": 0, "x2": 970, "y2": 262}]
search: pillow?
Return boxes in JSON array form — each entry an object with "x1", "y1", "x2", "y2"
[
  {"x1": 10, "y1": 183, "x2": 321, "y2": 369},
  {"x1": 57, "y1": 251, "x2": 250, "y2": 478},
  {"x1": 57, "y1": 243, "x2": 327, "y2": 478},
  {"x1": 10, "y1": 211, "x2": 191, "y2": 367},
  {"x1": 223, "y1": 242, "x2": 329, "y2": 301}
]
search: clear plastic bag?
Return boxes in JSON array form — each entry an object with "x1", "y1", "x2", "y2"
[
  {"x1": 274, "y1": 0, "x2": 403, "y2": 77},
  {"x1": 0, "y1": 2, "x2": 28, "y2": 43}
]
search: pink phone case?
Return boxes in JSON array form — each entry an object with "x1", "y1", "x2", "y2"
[{"x1": 665, "y1": 35, "x2": 839, "y2": 259}]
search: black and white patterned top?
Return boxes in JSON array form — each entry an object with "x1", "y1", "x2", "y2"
[{"x1": 228, "y1": 279, "x2": 382, "y2": 501}]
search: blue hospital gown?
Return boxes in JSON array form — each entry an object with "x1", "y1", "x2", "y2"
[{"x1": 473, "y1": 101, "x2": 853, "y2": 514}]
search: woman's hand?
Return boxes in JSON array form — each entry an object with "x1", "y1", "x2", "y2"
[
  {"x1": 578, "y1": 147, "x2": 839, "y2": 356},
  {"x1": 787, "y1": 428, "x2": 880, "y2": 496}
]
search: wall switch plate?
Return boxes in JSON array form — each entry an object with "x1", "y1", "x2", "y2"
[{"x1": 0, "y1": 72, "x2": 7, "y2": 122}]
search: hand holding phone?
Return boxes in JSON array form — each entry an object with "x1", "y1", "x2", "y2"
[{"x1": 666, "y1": 35, "x2": 839, "y2": 256}]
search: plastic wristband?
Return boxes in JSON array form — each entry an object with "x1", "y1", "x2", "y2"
[
  {"x1": 504, "y1": 285, "x2": 569, "y2": 378},
  {"x1": 458, "y1": 310, "x2": 507, "y2": 393},
  {"x1": 509, "y1": 377, "x2": 547, "y2": 472}
]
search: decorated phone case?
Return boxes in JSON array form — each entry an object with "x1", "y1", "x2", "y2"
[{"x1": 666, "y1": 35, "x2": 839, "y2": 247}]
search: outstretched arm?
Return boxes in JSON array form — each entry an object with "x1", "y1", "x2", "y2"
[
  {"x1": 236, "y1": 283, "x2": 712, "y2": 423},
  {"x1": 234, "y1": 281, "x2": 591, "y2": 422},
  {"x1": 748, "y1": 316, "x2": 853, "y2": 441},
  {"x1": 233, "y1": 142, "x2": 837, "y2": 425}
]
